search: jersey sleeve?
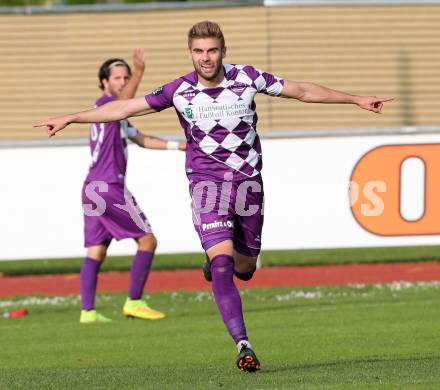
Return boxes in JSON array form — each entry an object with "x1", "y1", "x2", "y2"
[
  {"x1": 145, "y1": 80, "x2": 178, "y2": 112},
  {"x1": 245, "y1": 65, "x2": 284, "y2": 96}
]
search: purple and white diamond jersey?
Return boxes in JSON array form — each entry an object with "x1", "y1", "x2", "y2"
[
  {"x1": 145, "y1": 64, "x2": 284, "y2": 181},
  {"x1": 85, "y1": 95, "x2": 138, "y2": 184}
]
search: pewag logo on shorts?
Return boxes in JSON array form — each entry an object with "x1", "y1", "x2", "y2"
[{"x1": 202, "y1": 220, "x2": 234, "y2": 232}]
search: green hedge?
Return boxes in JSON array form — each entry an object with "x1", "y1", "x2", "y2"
[
  {"x1": 0, "y1": 0, "x2": 47, "y2": 6},
  {"x1": 0, "y1": 0, "x2": 186, "y2": 6}
]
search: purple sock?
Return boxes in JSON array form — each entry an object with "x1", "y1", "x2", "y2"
[
  {"x1": 129, "y1": 250, "x2": 154, "y2": 300},
  {"x1": 80, "y1": 257, "x2": 102, "y2": 310},
  {"x1": 211, "y1": 254, "x2": 248, "y2": 344}
]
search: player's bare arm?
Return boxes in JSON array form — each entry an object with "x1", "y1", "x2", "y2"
[
  {"x1": 34, "y1": 96, "x2": 155, "y2": 137},
  {"x1": 119, "y1": 48, "x2": 145, "y2": 100},
  {"x1": 131, "y1": 132, "x2": 186, "y2": 151},
  {"x1": 280, "y1": 80, "x2": 393, "y2": 114}
]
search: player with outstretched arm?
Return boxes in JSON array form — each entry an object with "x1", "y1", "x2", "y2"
[{"x1": 35, "y1": 22, "x2": 392, "y2": 370}]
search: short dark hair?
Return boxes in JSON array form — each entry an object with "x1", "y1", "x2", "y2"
[
  {"x1": 187, "y1": 20, "x2": 225, "y2": 49},
  {"x1": 98, "y1": 58, "x2": 131, "y2": 90}
]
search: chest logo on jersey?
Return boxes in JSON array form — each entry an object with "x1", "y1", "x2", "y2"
[
  {"x1": 183, "y1": 102, "x2": 250, "y2": 121},
  {"x1": 230, "y1": 82, "x2": 247, "y2": 93},
  {"x1": 184, "y1": 107, "x2": 194, "y2": 119},
  {"x1": 182, "y1": 91, "x2": 196, "y2": 98}
]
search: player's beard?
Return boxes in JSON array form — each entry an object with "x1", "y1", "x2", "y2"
[
  {"x1": 109, "y1": 85, "x2": 123, "y2": 97},
  {"x1": 194, "y1": 59, "x2": 223, "y2": 82}
]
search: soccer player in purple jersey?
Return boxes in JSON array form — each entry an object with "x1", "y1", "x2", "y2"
[
  {"x1": 35, "y1": 22, "x2": 392, "y2": 370},
  {"x1": 64, "y1": 49, "x2": 185, "y2": 324}
]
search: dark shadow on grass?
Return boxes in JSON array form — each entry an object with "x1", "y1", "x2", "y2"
[
  {"x1": 259, "y1": 355, "x2": 440, "y2": 374},
  {"x1": 243, "y1": 294, "x2": 421, "y2": 315}
]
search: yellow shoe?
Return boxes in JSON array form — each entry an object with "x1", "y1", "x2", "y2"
[
  {"x1": 122, "y1": 298, "x2": 165, "y2": 320},
  {"x1": 79, "y1": 309, "x2": 113, "y2": 324}
]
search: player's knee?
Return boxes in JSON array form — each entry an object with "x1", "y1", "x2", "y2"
[
  {"x1": 233, "y1": 254, "x2": 257, "y2": 280},
  {"x1": 211, "y1": 254, "x2": 234, "y2": 277},
  {"x1": 137, "y1": 234, "x2": 157, "y2": 252}
]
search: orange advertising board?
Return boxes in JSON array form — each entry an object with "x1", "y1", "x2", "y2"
[{"x1": 350, "y1": 144, "x2": 440, "y2": 236}]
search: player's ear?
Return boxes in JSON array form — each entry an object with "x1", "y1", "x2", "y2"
[{"x1": 102, "y1": 78, "x2": 109, "y2": 90}]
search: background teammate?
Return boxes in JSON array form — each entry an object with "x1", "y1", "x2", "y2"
[
  {"x1": 35, "y1": 22, "x2": 392, "y2": 368},
  {"x1": 73, "y1": 49, "x2": 184, "y2": 323}
]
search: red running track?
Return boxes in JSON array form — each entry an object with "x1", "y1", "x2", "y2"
[{"x1": 1, "y1": 262, "x2": 440, "y2": 297}]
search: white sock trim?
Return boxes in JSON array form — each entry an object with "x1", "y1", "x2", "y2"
[{"x1": 236, "y1": 339, "x2": 252, "y2": 352}]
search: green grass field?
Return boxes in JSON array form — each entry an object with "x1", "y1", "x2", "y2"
[
  {"x1": 1, "y1": 245, "x2": 440, "y2": 276},
  {"x1": 1, "y1": 283, "x2": 440, "y2": 389}
]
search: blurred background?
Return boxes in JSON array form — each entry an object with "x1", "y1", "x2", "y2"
[
  {"x1": 1, "y1": 4, "x2": 439, "y2": 386},
  {"x1": 0, "y1": 0, "x2": 439, "y2": 260},
  {"x1": 0, "y1": 0, "x2": 438, "y2": 140}
]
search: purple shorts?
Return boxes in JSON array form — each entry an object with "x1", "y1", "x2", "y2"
[
  {"x1": 189, "y1": 175, "x2": 264, "y2": 257},
  {"x1": 82, "y1": 181, "x2": 152, "y2": 247}
]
